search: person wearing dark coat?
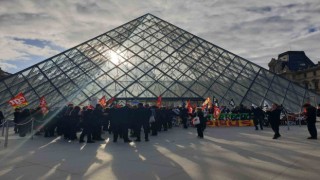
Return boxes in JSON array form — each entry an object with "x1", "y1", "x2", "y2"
[
  {"x1": 13, "y1": 108, "x2": 22, "y2": 133},
  {"x1": 150, "y1": 106, "x2": 158, "y2": 136},
  {"x1": 252, "y1": 106, "x2": 264, "y2": 130},
  {"x1": 33, "y1": 107, "x2": 44, "y2": 135},
  {"x1": 109, "y1": 106, "x2": 119, "y2": 142},
  {"x1": 266, "y1": 103, "x2": 282, "y2": 139},
  {"x1": 92, "y1": 104, "x2": 105, "y2": 141},
  {"x1": 19, "y1": 109, "x2": 32, "y2": 137},
  {"x1": 110, "y1": 105, "x2": 132, "y2": 143},
  {"x1": 180, "y1": 107, "x2": 188, "y2": 129},
  {"x1": 44, "y1": 109, "x2": 57, "y2": 137},
  {"x1": 56, "y1": 106, "x2": 67, "y2": 136},
  {"x1": 0, "y1": 110, "x2": 4, "y2": 127},
  {"x1": 80, "y1": 108, "x2": 95, "y2": 143},
  {"x1": 194, "y1": 108, "x2": 206, "y2": 138},
  {"x1": 120, "y1": 105, "x2": 132, "y2": 143},
  {"x1": 69, "y1": 106, "x2": 81, "y2": 140},
  {"x1": 303, "y1": 103, "x2": 317, "y2": 139},
  {"x1": 63, "y1": 105, "x2": 73, "y2": 140},
  {"x1": 135, "y1": 103, "x2": 151, "y2": 142}
]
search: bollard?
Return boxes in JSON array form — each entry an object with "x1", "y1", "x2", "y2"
[
  {"x1": 1, "y1": 119, "x2": 5, "y2": 137},
  {"x1": 287, "y1": 117, "x2": 290, "y2": 130},
  {"x1": 31, "y1": 119, "x2": 34, "y2": 140},
  {"x1": 4, "y1": 120, "x2": 9, "y2": 148},
  {"x1": 298, "y1": 113, "x2": 302, "y2": 127}
]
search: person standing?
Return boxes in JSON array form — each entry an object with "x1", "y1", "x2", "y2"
[
  {"x1": 13, "y1": 108, "x2": 22, "y2": 134},
  {"x1": 252, "y1": 106, "x2": 264, "y2": 130},
  {"x1": 135, "y1": 103, "x2": 151, "y2": 142},
  {"x1": 303, "y1": 103, "x2": 317, "y2": 139},
  {"x1": 92, "y1": 104, "x2": 105, "y2": 141},
  {"x1": 180, "y1": 106, "x2": 188, "y2": 129},
  {"x1": 266, "y1": 103, "x2": 282, "y2": 139},
  {"x1": 194, "y1": 108, "x2": 206, "y2": 138},
  {"x1": 0, "y1": 110, "x2": 4, "y2": 127},
  {"x1": 119, "y1": 105, "x2": 132, "y2": 143},
  {"x1": 80, "y1": 108, "x2": 94, "y2": 143},
  {"x1": 69, "y1": 106, "x2": 81, "y2": 140}
]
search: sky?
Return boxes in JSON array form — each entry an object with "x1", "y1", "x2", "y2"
[{"x1": 0, "y1": 0, "x2": 319, "y2": 73}]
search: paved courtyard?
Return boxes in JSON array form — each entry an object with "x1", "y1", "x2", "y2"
[{"x1": 0, "y1": 125, "x2": 319, "y2": 180}]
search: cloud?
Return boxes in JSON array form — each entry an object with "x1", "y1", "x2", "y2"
[
  {"x1": 0, "y1": 62, "x2": 17, "y2": 71},
  {"x1": 0, "y1": 0, "x2": 319, "y2": 73}
]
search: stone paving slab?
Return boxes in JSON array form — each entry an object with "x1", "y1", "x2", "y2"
[{"x1": 0, "y1": 125, "x2": 319, "y2": 180}]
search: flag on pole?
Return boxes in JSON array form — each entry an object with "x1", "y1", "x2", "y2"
[
  {"x1": 98, "y1": 96, "x2": 107, "y2": 108},
  {"x1": 39, "y1": 96, "x2": 49, "y2": 114},
  {"x1": 156, "y1": 96, "x2": 162, "y2": 108},
  {"x1": 186, "y1": 100, "x2": 193, "y2": 114},
  {"x1": 8, "y1": 92, "x2": 28, "y2": 108},
  {"x1": 106, "y1": 97, "x2": 116, "y2": 107},
  {"x1": 229, "y1": 99, "x2": 235, "y2": 107},
  {"x1": 202, "y1": 97, "x2": 211, "y2": 110}
]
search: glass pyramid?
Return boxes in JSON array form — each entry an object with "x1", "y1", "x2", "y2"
[{"x1": 0, "y1": 13, "x2": 318, "y2": 118}]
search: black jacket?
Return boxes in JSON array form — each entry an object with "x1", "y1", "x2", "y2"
[{"x1": 305, "y1": 106, "x2": 317, "y2": 123}]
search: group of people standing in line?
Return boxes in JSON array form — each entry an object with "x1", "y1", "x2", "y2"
[
  {"x1": 6, "y1": 101, "x2": 318, "y2": 143},
  {"x1": 11, "y1": 103, "x2": 207, "y2": 143}
]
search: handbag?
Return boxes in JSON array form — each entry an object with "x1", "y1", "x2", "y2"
[
  {"x1": 149, "y1": 115, "x2": 155, "y2": 123},
  {"x1": 149, "y1": 109, "x2": 156, "y2": 123},
  {"x1": 193, "y1": 116, "x2": 200, "y2": 125}
]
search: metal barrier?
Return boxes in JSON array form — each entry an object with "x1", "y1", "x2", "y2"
[
  {"x1": 2, "y1": 118, "x2": 35, "y2": 148},
  {"x1": 4, "y1": 120, "x2": 9, "y2": 148},
  {"x1": 0, "y1": 119, "x2": 9, "y2": 148}
]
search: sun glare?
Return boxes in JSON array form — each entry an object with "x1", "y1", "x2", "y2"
[{"x1": 110, "y1": 51, "x2": 122, "y2": 65}]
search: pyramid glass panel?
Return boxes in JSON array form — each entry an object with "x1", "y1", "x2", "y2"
[{"x1": 0, "y1": 13, "x2": 319, "y2": 118}]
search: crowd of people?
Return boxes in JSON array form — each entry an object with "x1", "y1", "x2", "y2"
[
  {"x1": 8, "y1": 101, "x2": 318, "y2": 142},
  {"x1": 11, "y1": 102, "x2": 207, "y2": 143}
]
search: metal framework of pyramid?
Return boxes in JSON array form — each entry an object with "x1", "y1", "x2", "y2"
[{"x1": 0, "y1": 13, "x2": 318, "y2": 118}]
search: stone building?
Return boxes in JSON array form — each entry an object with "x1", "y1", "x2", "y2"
[{"x1": 268, "y1": 51, "x2": 320, "y2": 94}]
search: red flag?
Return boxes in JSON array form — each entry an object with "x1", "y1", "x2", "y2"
[
  {"x1": 156, "y1": 96, "x2": 162, "y2": 108},
  {"x1": 106, "y1": 97, "x2": 116, "y2": 107},
  {"x1": 214, "y1": 105, "x2": 221, "y2": 119},
  {"x1": 39, "y1": 96, "x2": 49, "y2": 114},
  {"x1": 202, "y1": 97, "x2": 211, "y2": 110},
  {"x1": 8, "y1": 92, "x2": 28, "y2": 108},
  {"x1": 87, "y1": 105, "x2": 95, "y2": 109},
  {"x1": 99, "y1": 96, "x2": 107, "y2": 107},
  {"x1": 186, "y1": 100, "x2": 193, "y2": 114}
]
